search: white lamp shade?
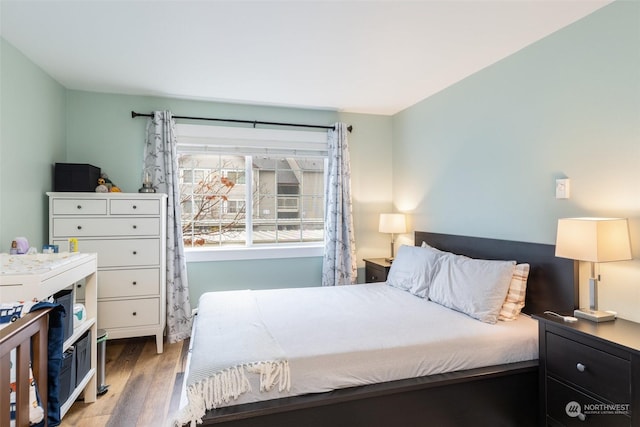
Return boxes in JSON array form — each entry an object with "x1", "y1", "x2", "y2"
[
  {"x1": 555, "y1": 217, "x2": 632, "y2": 262},
  {"x1": 379, "y1": 213, "x2": 406, "y2": 234}
]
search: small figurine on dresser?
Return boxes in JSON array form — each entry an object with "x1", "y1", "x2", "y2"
[
  {"x1": 95, "y1": 172, "x2": 122, "y2": 193},
  {"x1": 12, "y1": 237, "x2": 29, "y2": 254},
  {"x1": 95, "y1": 177, "x2": 109, "y2": 193}
]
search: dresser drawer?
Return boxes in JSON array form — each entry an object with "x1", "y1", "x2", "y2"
[
  {"x1": 98, "y1": 298, "x2": 159, "y2": 329},
  {"x1": 52, "y1": 198, "x2": 107, "y2": 215},
  {"x1": 110, "y1": 199, "x2": 160, "y2": 215},
  {"x1": 546, "y1": 332, "x2": 631, "y2": 404},
  {"x1": 547, "y1": 377, "x2": 630, "y2": 426},
  {"x1": 98, "y1": 269, "x2": 160, "y2": 299},
  {"x1": 53, "y1": 238, "x2": 160, "y2": 267},
  {"x1": 52, "y1": 217, "x2": 160, "y2": 238}
]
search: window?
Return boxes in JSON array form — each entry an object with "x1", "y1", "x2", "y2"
[
  {"x1": 176, "y1": 124, "x2": 328, "y2": 251},
  {"x1": 225, "y1": 170, "x2": 245, "y2": 184}
]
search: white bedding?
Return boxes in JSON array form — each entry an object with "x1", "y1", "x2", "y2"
[{"x1": 174, "y1": 283, "x2": 538, "y2": 425}]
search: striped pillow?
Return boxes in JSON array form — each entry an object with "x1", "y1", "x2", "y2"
[{"x1": 498, "y1": 263, "x2": 530, "y2": 321}]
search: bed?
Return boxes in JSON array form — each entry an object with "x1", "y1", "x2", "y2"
[{"x1": 173, "y1": 231, "x2": 578, "y2": 427}]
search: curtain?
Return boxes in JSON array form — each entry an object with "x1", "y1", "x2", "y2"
[
  {"x1": 144, "y1": 111, "x2": 192, "y2": 343},
  {"x1": 322, "y1": 123, "x2": 357, "y2": 286}
]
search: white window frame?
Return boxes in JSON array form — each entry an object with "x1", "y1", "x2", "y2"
[{"x1": 176, "y1": 124, "x2": 327, "y2": 262}]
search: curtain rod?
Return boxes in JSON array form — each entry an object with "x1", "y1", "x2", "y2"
[{"x1": 131, "y1": 111, "x2": 352, "y2": 133}]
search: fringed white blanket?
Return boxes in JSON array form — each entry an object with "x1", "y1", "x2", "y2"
[{"x1": 171, "y1": 291, "x2": 290, "y2": 427}]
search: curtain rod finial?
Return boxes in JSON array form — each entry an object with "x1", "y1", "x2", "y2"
[{"x1": 347, "y1": 125, "x2": 353, "y2": 133}]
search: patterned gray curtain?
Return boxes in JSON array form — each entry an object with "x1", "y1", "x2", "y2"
[
  {"x1": 322, "y1": 123, "x2": 357, "y2": 286},
  {"x1": 144, "y1": 111, "x2": 192, "y2": 343}
]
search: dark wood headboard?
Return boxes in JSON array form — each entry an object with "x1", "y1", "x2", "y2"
[{"x1": 415, "y1": 231, "x2": 578, "y2": 315}]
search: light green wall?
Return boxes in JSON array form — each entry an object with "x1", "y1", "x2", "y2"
[
  {"x1": 0, "y1": 38, "x2": 66, "y2": 251},
  {"x1": 340, "y1": 112, "x2": 394, "y2": 261},
  {"x1": 392, "y1": 0, "x2": 640, "y2": 321},
  {"x1": 187, "y1": 257, "x2": 323, "y2": 301},
  {"x1": 65, "y1": 91, "x2": 393, "y2": 300}
]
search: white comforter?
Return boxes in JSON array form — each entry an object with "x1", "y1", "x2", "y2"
[{"x1": 175, "y1": 283, "x2": 538, "y2": 425}]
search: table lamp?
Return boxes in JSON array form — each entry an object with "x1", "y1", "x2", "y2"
[
  {"x1": 555, "y1": 217, "x2": 632, "y2": 322},
  {"x1": 379, "y1": 213, "x2": 406, "y2": 262}
]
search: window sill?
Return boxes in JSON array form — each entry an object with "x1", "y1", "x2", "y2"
[{"x1": 185, "y1": 244, "x2": 324, "y2": 262}]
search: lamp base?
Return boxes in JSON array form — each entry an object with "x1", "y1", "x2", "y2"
[{"x1": 574, "y1": 308, "x2": 616, "y2": 323}]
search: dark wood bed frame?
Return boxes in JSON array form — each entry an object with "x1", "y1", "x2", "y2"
[{"x1": 190, "y1": 231, "x2": 578, "y2": 427}]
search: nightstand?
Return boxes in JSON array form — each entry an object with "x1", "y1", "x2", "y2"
[
  {"x1": 534, "y1": 314, "x2": 640, "y2": 426},
  {"x1": 363, "y1": 258, "x2": 392, "y2": 283}
]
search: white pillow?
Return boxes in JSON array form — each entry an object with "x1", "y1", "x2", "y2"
[
  {"x1": 411, "y1": 245, "x2": 445, "y2": 297},
  {"x1": 386, "y1": 245, "x2": 442, "y2": 297},
  {"x1": 428, "y1": 253, "x2": 515, "y2": 324}
]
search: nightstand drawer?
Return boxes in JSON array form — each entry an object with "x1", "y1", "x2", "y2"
[
  {"x1": 547, "y1": 332, "x2": 631, "y2": 404},
  {"x1": 365, "y1": 264, "x2": 387, "y2": 283},
  {"x1": 547, "y1": 377, "x2": 630, "y2": 426}
]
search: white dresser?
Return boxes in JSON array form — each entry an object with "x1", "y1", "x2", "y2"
[{"x1": 47, "y1": 192, "x2": 167, "y2": 353}]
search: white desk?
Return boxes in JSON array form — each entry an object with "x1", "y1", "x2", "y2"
[{"x1": 0, "y1": 252, "x2": 98, "y2": 416}]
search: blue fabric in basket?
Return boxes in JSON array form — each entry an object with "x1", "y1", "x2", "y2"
[{"x1": 30, "y1": 301, "x2": 66, "y2": 427}]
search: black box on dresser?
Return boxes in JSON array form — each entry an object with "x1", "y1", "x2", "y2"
[{"x1": 54, "y1": 163, "x2": 100, "y2": 192}]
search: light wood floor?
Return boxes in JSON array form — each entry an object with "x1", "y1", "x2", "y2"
[{"x1": 61, "y1": 336, "x2": 189, "y2": 427}]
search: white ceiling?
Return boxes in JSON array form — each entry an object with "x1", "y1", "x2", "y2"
[{"x1": 1, "y1": 0, "x2": 612, "y2": 115}]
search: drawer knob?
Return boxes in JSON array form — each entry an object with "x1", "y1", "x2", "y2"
[
  {"x1": 133, "y1": 225, "x2": 137, "y2": 229},
  {"x1": 133, "y1": 205, "x2": 137, "y2": 209},
  {"x1": 77, "y1": 225, "x2": 82, "y2": 230},
  {"x1": 77, "y1": 205, "x2": 82, "y2": 209},
  {"x1": 133, "y1": 251, "x2": 137, "y2": 255},
  {"x1": 132, "y1": 281, "x2": 137, "y2": 285},
  {"x1": 576, "y1": 363, "x2": 586, "y2": 372},
  {"x1": 132, "y1": 312, "x2": 137, "y2": 316}
]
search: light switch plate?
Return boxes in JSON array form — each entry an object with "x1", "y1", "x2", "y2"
[{"x1": 556, "y1": 178, "x2": 570, "y2": 199}]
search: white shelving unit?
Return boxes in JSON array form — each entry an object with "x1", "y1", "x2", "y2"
[{"x1": 0, "y1": 252, "x2": 98, "y2": 417}]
